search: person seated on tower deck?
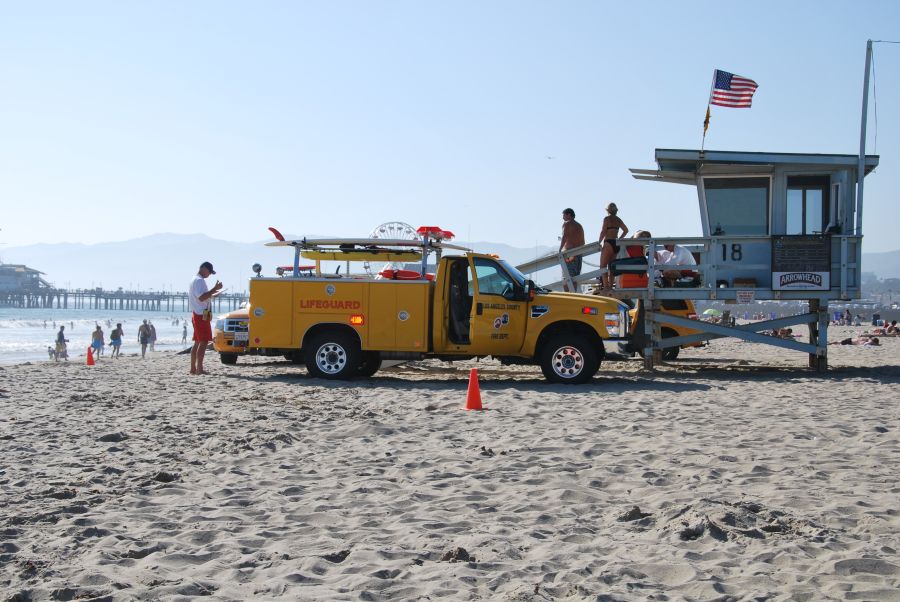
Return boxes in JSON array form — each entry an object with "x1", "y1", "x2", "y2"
[
  {"x1": 655, "y1": 242, "x2": 698, "y2": 287},
  {"x1": 608, "y1": 230, "x2": 652, "y2": 284}
]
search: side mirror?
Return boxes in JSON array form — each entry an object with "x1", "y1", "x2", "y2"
[{"x1": 525, "y1": 279, "x2": 536, "y2": 301}]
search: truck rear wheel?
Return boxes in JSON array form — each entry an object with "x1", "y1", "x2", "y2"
[
  {"x1": 539, "y1": 333, "x2": 600, "y2": 384},
  {"x1": 220, "y1": 353, "x2": 238, "y2": 365},
  {"x1": 638, "y1": 328, "x2": 680, "y2": 361},
  {"x1": 662, "y1": 344, "x2": 680, "y2": 361},
  {"x1": 304, "y1": 331, "x2": 360, "y2": 379},
  {"x1": 357, "y1": 351, "x2": 382, "y2": 377}
]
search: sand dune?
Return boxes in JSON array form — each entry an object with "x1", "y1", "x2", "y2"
[{"x1": 1, "y1": 328, "x2": 898, "y2": 600}]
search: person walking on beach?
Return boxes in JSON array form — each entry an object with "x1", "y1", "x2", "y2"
[
  {"x1": 599, "y1": 202, "x2": 628, "y2": 290},
  {"x1": 110, "y1": 323, "x2": 123, "y2": 358},
  {"x1": 137, "y1": 320, "x2": 151, "y2": 359},
  {"x1": 148, "y1": 321, "x2": 157, "y2": 352},
  {"x1": 559, "y1": 208, "x2": 585, "y2": 292},
  {"x1": 55, "y1": 326, "x2": 69, "y2": 361},
  {"x1": 91, "y1": 325, "x2": 105, "y2": 360},
  {"x1": 189, "y1": 261, "x2": 223, "y2": 375},
  {"x1": 181, "y1": 323, "x2": 188, "y2": 345}
]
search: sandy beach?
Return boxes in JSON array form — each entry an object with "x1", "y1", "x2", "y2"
[{"x1": 2, "y1": 327, "x2": 898, "y2": 600}]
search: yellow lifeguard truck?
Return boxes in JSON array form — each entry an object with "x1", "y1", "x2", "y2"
[{"x1": 224, "y1": 227, "x2": 631, "y2": 383}]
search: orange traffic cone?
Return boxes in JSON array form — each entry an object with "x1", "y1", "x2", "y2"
[
  {"x1": 86, "y1": 346, "x2": 95, "y2": 366},
  {"x1": 464, "y1": 368, "x2": 483, "y2": 410}
]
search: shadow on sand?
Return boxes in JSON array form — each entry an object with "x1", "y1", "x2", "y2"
[{"x1": 220, "y1": 355, "x2": 900, "y2": 391}]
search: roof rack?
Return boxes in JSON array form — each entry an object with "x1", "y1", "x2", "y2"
[{"x1": 263, "y1": 227, "x2": 470, "y2": 278}]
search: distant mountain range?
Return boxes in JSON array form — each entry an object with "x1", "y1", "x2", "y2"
[
  {"x1": 0, "y1": 233, "x2": 557, "y2": 294},
  {"x1": 2, "y1": 234, "x2": 898, "y2": 294}
]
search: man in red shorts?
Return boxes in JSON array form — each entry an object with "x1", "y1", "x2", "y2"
[{"x1": 189, "y1": 261, "x2": 223, "y2": 375}]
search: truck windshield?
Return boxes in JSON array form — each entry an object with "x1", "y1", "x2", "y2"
[{"x1": 498, "y1": 259, "x2": 527, "y2": 286}]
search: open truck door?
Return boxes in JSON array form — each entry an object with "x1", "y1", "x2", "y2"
[{"x1": 466, "y1": 255, "x2": 529, "y2": 356}]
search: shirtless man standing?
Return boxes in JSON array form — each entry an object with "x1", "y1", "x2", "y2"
[{"x1": 559, "y1": 208, "x2": 585, "y2": 292}]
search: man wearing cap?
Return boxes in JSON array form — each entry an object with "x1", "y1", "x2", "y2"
[{"x1": 189, "y1": 261, "x2": 223, "y2": 375}]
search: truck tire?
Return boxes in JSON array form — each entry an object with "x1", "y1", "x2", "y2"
[
  {"x1": 662, "y1": 344, "x2": 680, "y2": 361},
  {"x1": 220, "y1": 353, "x2": 238, "y2": 365},
  {"x1": 357, "y1": 351, "x2": 382, "y2": 377},
  {"x1": 304, "y1": 331, "x2": 360, "y2": 379},
  {"x1": 661, "y1": 328, "x2": 680, "y2": 360},
  {"x1": 539, "y1": 333, "x2": 600, "y2": 384},
  {"x1": 641, "y1": 329, "x2": 680, "y2": 361},
  {"x1": 634, "y1": 329, "x2": 680, "y2": 361}
]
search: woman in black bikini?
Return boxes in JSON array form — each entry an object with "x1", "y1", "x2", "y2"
[{"x1": 600, "y1": 202, "x2": 628, "y2": 289}]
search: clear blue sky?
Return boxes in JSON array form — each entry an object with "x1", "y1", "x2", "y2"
[{"x1": 1, "y1": 1, "x2": 898, "y2": 251}]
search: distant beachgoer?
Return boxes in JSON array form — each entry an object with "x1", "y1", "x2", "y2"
[
  {"x1": 832, "y1": 336, "x2": 880, "y2": 346},
  {"x1": 55, "y1": 326, "x2": 69, "y2": 361},
  {"x1": 43, "y1": 320, "x2": 47, "y2": 329},
  {"x1": 149, "y1": 321, "x2": 157, "y2": 352},
  {"x1": 47, "y1": 346, "x2": 55, "y2": 359},
  {"x1": 91, "y1": 325, "x2": 105, "y2": 360},
  {"x1": 189, "y1": 261, "x2": 223, "y2": 375},
  {"x1": 559, "y1": 208, "x2": 585, "y2": 292},
  {"x1": 182, "y1": 324, "x2": 188, "y2": 345},
  {"x1": 600, "y1": 203, "x2": 628, "y2": 290},
  {"x1": 137, "y1": 320, "x2": 151, "y2": 359},
  {"x1": 110, "y1": 323, "x2": 123, "y2": 358}
]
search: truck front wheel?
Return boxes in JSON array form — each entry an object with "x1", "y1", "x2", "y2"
[
  {"x1": 304, "y1": 331, "x2": 360, "y2": 379},
  {"x1": 220, "y1": 353, "x2": 238, "y2": 365},
  {"x1": 539, "y1": 334, "x2": 600, "y2": 384}
]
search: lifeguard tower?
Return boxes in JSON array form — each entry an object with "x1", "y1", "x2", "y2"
[{"x1": 518, "y1": 148, "x2": 879, "y2": 371}]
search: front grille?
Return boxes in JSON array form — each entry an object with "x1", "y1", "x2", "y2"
[{"x1": 224, "y1": 318, "x2": 248, "y2": 333}]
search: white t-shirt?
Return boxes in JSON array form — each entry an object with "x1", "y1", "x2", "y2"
[
  {"x1": 189, "y1": 275, "x2": 210, "y2": 315},
  {"x1": 657, "y1": 245, "x2": 696, "y2": 267}
]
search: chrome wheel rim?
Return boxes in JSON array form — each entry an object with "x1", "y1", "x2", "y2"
[
  {"x1": 315, "y1": 342, "x2": 347, "y2": 374},
  {"x1": 551, "y1": 345, "x2": 584, "y2": 379}
]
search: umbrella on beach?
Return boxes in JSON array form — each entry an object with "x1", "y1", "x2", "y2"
[{"x1": 702, "y1": 308, "x2": 722, "y2": 317}]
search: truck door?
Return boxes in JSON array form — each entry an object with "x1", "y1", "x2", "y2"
[{"x1": 468, "y1": 256, "x2": 528, "y2": 355}]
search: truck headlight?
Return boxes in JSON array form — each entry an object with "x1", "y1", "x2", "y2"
[
  {"x1": 214, "y1": 319, "x2": 225, "y2": 331},
  {"x1": 604, "y1": 313, "x2": 621, "y2": 337}
]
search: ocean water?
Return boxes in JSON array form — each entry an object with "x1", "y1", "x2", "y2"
[{"x1": 0, "y1": 307, "x2": 207, "y2": 365}]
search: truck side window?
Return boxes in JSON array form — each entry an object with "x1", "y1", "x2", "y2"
[{"x1": 473, "y1": 258, "x2": 515, "y2": 297}]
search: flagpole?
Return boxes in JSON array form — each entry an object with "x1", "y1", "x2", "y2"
[
  {"x1": 701, "y1": 70, "x2": 716, "y2": 153},
  {"x1": 855, "y1": 40, "x2": 873, "y2": 235},
  {"x1": 701, "y1": 105, "x2": 710, "y2": 152}
]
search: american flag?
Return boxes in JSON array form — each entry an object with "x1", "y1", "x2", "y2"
[{"x1": 710, "y1": 69, "x2": 758, "y2": 108}]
